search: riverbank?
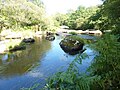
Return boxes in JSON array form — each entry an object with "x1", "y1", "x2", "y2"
[{"x1": 0, "y1": 29, "x2": 46, "y2": 53}]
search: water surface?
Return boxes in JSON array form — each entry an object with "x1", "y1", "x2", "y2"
[{"x1": 0, "y1": 35, "x2": 96, "y2": 90}]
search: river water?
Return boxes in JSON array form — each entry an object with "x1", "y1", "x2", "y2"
[{"x1": 0, "y1": 35, "x2": 96, "y2": 90}]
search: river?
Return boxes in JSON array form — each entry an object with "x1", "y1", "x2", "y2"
[{"x1": 0, "y1": 35, "x2": 96, "y2": 90}]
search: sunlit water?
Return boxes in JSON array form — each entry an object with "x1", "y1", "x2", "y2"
[{"x1": 0, "y1": 35, "x2": 96, "y2": 90}]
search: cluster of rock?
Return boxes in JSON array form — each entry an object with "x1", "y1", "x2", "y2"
[
  {"x1": 9, "y1": 38, "x2": 35, "y2": 52},
  {"x1": 45, "y1": 32, "x2": 55, "y2": 41},
  {"x1": 60, "y1": 36, "x2": 85, "y2": 55},
  {"x1": 45, "y1": 36, "x2": 55, "y2": 41},
  {"x1": 22, "y1": 38, "x2": 35, "y2": 43}
]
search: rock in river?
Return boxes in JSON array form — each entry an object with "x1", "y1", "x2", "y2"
[
  {"x1": 22, "y1": 38, "x2": 35, "y2": 43},
  {"x1": 59, "y1": 35, "x2": 84, "y2": 55}
]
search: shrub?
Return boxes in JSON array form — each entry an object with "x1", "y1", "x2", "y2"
[
  {"x1": 69, "y1": 32, "x2": 77, "y2": 35},
  {"x1": 89, "y1": 34, "x2": 120, "y2": 89}
]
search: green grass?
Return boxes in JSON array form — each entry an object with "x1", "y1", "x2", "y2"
[
  {"x1": 69, "y1": 32, "x2": 77, "y2": 35},
  {"x1": 66, "y1": 35, "x2": 84, "y2": 43}
]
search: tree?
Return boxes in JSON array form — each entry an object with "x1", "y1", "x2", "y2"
[
  {"x1": 101, "y1": 0, "x2": 120, "y2": 34},
  {"x1": 64, "y1": 6, "x2": 99, "y2": 30},
  {"x1": 53, "y1": 13, "x2": 69, "y2": 26},
  {"x1": 0, "y1": 0, "x2": 46, "y2": 31}
]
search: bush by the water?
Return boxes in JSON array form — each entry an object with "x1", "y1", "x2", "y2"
[
  {"x1": 69, "y1": 32, "x2": 77, "y2": 35},
  {"x1": 88, "y1": 34, "x2": 120, "y2": 89}
]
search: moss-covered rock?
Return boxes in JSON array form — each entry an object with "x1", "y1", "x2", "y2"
[
  {"x1": 60, "y1": 35, "x2": 84, "y2": 55},
  {"x1": 9, "y1": 45, "x2": 26, "y2": 52}
]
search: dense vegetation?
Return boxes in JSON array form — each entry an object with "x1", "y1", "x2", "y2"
[
  {"x1": 53, "y1": 6, "x2": 99, "y2": 30},
  {"x1": 53, "y1": 0, "x2": 120, "y2": 34},
  {"x1": 0, "y1": 0, "x2": 57, "y2": 33}
]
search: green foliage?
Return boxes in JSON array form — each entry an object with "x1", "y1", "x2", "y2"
[
  {"x1": 53, "y1": 13, "x2": 69, "y2": 26},
  {"x1": 0, "y1": 0, "x2": 53, "y2": 32},
  {"x1": 51, "y1": 6, "x2": 99, "y2": 30},
  {"x1": 69, "y1": 32, "x2": 77, "y2": 35},
  {"x1": 45, "y1": 53, "x2": 98, "y2": 90},
  {"x1": 89, "y1": 34, "x2": 120, "y2": 89},
  {"x1": 66, "y1": 35, "x2": 85, "y2": 44},
  {"x1": 42, "y1": 16, "x2": 59, "y2": 31},
  {"x1": 65, "y1": 6, "x2": 99, "y2": 30},
  {"x1": 99, "y1": 0, "x2": 120, "y2": 34},
  {"x1": 53, "y1": 0, "x2": 119, "y2": 35}
]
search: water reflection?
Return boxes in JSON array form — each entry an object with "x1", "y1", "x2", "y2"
[
  {"x1": 0, "y1": 36, "x2": 51, "y2": 77},
  {"x1": 0, "y1": 35, "x2": 97, "y2": 90}
]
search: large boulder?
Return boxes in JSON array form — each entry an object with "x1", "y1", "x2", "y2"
[
  {"x1": 22, "y1": 38, "x2": 35, "y2": 43},
  {"x1": 59, "y1": 36, "x2": 84, "y2": 55}
]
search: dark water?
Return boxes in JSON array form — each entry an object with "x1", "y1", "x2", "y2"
[{"x1": 0, "y1": 35, "x2": 96, "y2": 90}]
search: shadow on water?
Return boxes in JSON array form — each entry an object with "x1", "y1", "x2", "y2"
[{"x1": 0, "y1": 34, "x2": 97, "y2": 90}]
